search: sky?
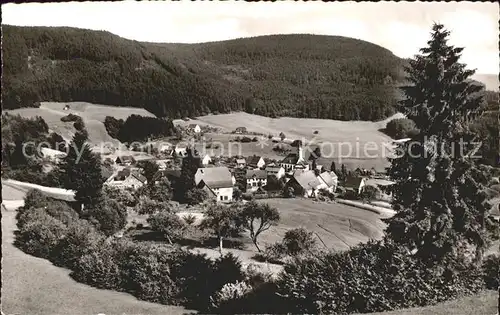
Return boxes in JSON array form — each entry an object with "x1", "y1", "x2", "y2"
[{"x1": 2, "y1": 1, "x2": 499, "y2": 75}]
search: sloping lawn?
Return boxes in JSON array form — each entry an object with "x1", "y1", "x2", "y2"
[{"x1": 364, "y1": 290, "x2": 497, "y2": 315}]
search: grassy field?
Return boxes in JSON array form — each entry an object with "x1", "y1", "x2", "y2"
[
  {"x1": 364, "y1": 290, "x2": 497, "y2": 315},
  {"x1": 177, "y1": 112, "x2": 404, "y2": 171},
  {"x1": 255, "y1": 198, "x2": 387, "y2": 251},
  {"x1": 4, "y1": 101, "x2": 155, "y2": 146}
]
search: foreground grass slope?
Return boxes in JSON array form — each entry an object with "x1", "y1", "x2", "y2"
[
  {"x1": 3, "y1": 25, "x2": 405, "y2": 120},
  {"x1": 1, "y1": 186, "x2": 190, "y2": 315}
]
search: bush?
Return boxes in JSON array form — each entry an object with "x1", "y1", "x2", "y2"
[
  {"x1": 52, "y1": 220, "x2": 104, "y2": 270},
  {"x1": 171, "y1": 251, "x2": 245, "y2": 311},
  {"x1": 60, "y1": 113, "x2": 81, "y2": 122},
  {"x1": 281, "y1": 228, "x2": 317, "y2": 256},
  {"x1": 116, "y1": 241, "x2": 180, "y2": 304},
  {"x1": 184, "y1": 188, "x2": 208, "y2": 205},
  {"x1": 135, "y1": 197, "x2": 170, "y2": 215},
  {"x1": 251, "y1": 137, "x2": 259, "y2": 142},
  {"x1": 210, "y1": 281, "x2": 253, "y2": 314},
  {"x1": 482, "y1": 255, "x2": 499, "y2": 290},
  {"x1": 147, "y1": 212, "x2": 186, "y2": 244},
  {"x1": 21, "y1": 188, "x2": 49, "y2": 211},
  {"x1": 385, "y1": 118, "x2": 418, "y2": 139},
  {"x1": 72, "y1": 242, "x2": 122, "y2": 290},
  {"x1": 15, "y1": 211, "x2": 68, "y2": 259},
  {"x1": 44, "y1": 200, "x2": 80, "y2": 226},
  {"x1": 82, "y1": 198, "x2": 127, "y2": 236},
  {"x1": 275, "y1": 240, "x2": 486, "y2": 314},
  {"x1": 104, "y1": 186, "x2": 138, "y2": 207}
]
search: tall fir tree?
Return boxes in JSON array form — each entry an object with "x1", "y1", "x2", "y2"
[
  {"x1": 174, "y1": 147, "x2": 202, "y2": 202},
  {"x1": 385, "y1": 23, "x2": 496, "y2": 264},
  {"x1": 59, "y1": 129, "x2": 104, "y2": 207}
]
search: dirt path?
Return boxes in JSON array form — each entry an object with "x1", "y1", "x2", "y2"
[{"x1": 1, "y1": 200, "x2": 191, "y2": 315}]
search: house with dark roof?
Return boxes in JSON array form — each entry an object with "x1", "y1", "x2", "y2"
[
  {"x1": 247, "y1": 155, "x2": 265, "y2": 169},
  {"x1": 105, "y1": 168, "x2": 147, "y2": 189},
  {"x1": 266, "y1": 165, "x2": 285, "y2": 179},
  {"x1": 236, "y1": 158, "x2": 247, "y2": 168},
  {"x1": 195, "y1": 167, "x2": 234, "y2": 202},
  {"x1": 246, "y1": 169, "x2": 268, "y2": 192},
  {"x1": 285, "y1": 170, "x2": 322, "y2": 198},
  {"x1": 115, "y1": 155, "x2": 135, "y2": 165},
  {"x1": 343, "y1": 176, "x2": 367, "y2": 195}
]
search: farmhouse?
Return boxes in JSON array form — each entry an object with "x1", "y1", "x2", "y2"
[
  {"x1": 105, "y1": 168, "x2": 147, "y2": 190},
  {"x1": 115, "y1": 155, "x2": 135, "y2": 166},
  {"x1": 317, "y1": 171, "x2": 338, "y2": 193},
  {"x1": 40, "y1": 147, "x2": 67, "y2": 163},
  {"x1": 236, "y1": 158, "x2": 247, "y2": 168},
  {"x1": 344, "y1": 176, "x2": 367, "y2": 195},
  {"x1": 195, "y1": 167, "x2": 234, "y2": 202},
  {"x1": 188, "y1": 124, "x2": 201, "y2": 133},
  {"x1": 201, "y1": 154, "x2": 212, "y2": 166},
  {"x1": 266, "y1": 165, "x2": 286, "y2": 179},
  {"x1": 158, "y1": 143, "x2": 173, "y2": 153},
  {"x1": 285, "y1": 170, "x2": 322, "y2": 198},
  {"x1": 247, "y1": 155, "x2": 265, "y2": 169},
  {"x1": 246, "y1": 169, "x2": 268, "y2": 192},
  {"x1": 174, "y1": 144, "x2": 188, "y2": 157}
]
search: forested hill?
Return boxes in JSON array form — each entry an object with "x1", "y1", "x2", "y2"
[{"x1": 3, "y1": 25, "x2": 407, "y2": 120}]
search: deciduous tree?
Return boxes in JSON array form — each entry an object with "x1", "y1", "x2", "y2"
[{"x1": 238, "y1": 201, "x2": 280, "y2": 252}]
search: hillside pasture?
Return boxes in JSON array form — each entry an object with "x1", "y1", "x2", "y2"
[
  {"x1": 178, "y1": 112, "x2": 404, "y2": 171},
  {"x1": 5, "y1": 101, "x2": 155, "y2": 146}
]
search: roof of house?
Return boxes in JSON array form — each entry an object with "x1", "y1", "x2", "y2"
[
  {"x1": 365, "y1": 178, "x2": 395, "y2": 187},
  {"x1": 101, "y1": 167, "x2": 114, "y2": 180},
  {"x1": 131, "y1": 171, "x2": 147, "y2": 183},
  {"x1": 196, "y1": 167, "x2": 233, "y2": 189},
  {"x1": 344, "y1": 176, "x2": 366, "y2": 189},
  {"x1": 246, "y1": 169, "x2": 267, "y2": 179},
  {"x1": 236, "y1": 158, "x2": 246, "y2": 164},
  {"x1": 133, "y1": 154, "x2": 155, "y2": 161},
  {"x1": 318, "y1": 171, "x2": 337, "y2": 187},
  {"x1": 188, "y1": 124, "x2": 199, "y2": 128},
  {"x1": 41, "y1": 147, "x2": 67, "y2": 158},
  {"x1": 281, "y1": 153, "x2": 300, "y2": 164},
  {"x1": 292, "y1": 170, "x2": 322, "y2": 190},
  {"x1": 247, "y1": 155, "x2": 263, "y2": 166},
  {"x1": 266, "y1": 166, "x2": 284, "y2": 172},
  {"x1": 116, "y1": 155, "x2": 135, "y2": 162}
]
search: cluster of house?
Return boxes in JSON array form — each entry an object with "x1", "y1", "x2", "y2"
[{"x1": 188, "y1": 145, "x2": 340, "y2": 202}]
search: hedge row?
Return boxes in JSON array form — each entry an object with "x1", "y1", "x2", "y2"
[{"x1": 14, "y1": 193, "x2": 245, "y2": 312}]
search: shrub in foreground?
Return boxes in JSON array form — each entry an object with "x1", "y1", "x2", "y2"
[
  {"x1": 52, "y1": 220, "x2": 104, "y2": 270},
  {"x1": 71, "y1": 242, "x2": 122, "y2": 290},
  {"x1": 275, "y1": 240, "x2": 486, "y2": 314},
  {"x1": 15, "y1": 211, "x2": 68, "y2": 259}
]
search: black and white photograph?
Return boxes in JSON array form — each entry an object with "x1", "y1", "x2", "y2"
[{"x1": 1, "y1": 1, "x2": 499, "y2": 314}]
